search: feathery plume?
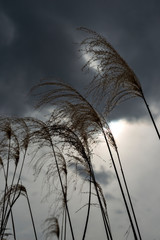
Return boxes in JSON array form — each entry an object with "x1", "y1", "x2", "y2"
[
  {"x1": 78, "y1": 27, "x2": 160, "y2": 141},
  {"x1": 43, "y1": 215, "x2": 60, "y2": 240}
]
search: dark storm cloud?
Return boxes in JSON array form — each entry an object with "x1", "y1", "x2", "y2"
[
  {"x1": 0, "y1": 0, "x2": 160, "y2": 120},
  {"x1": 0, "y1": 1, "x2": 81, "y2": 115}
]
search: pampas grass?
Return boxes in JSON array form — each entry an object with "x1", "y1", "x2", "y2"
[
  {"x1": 78, "y1": 27, "x2": 160, "y2": 141},
  {"x1": 0, "y1": 117, "x2": 38, "y2": 240},
  {"x1": 1, "y1": 27, "x2": 159, "y2": 240},
  {"x1": 31, "y1": 80, "x2": 141, "y2": 240}
]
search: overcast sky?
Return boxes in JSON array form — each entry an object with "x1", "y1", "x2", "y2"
[
  {"x1": 0, "y1": 0, "x2": 160, "y2": 119},
  {"x1": 0, "y1": 1, "x2": 160, "y2": 240}
]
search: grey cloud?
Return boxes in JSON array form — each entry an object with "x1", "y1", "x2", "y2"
[
  {"x1": 0, "y1": 0, "x2": 159, "y2": 121},
  {"x1": 94, "y1": 166, "x2": 115, "y2": 185}
]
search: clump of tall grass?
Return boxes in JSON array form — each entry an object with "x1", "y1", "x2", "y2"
[
  {"x1": 1, "y1": 26, "x2": 158, "y2": 240},
  {"x1": 23, "y1": 117, "x2": 75, "y2": 240},
  {"x1": 0, "y1": 114, "x2": 113, "y2": 240},
  {"x1": 25, "y1": 115, "x2": 112, "y2": 239},
  {"x1": 31, "y1": 80, "x2": 142, "y2": 240},
  {"x1": 0, "y1": 117, "x2": 38, "y2": 240}
]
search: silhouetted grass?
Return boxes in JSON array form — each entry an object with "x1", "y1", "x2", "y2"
[
  {"x1": 1, "y1": 27, "x2": 159, "y2": 240},
  {"x1": 31, "y1": 80, "x2": 141, "y2": 239},
  {"x1": 0, "y1": 117, "x2": 38, "y2": 240},
  {"x1": 78, "y1": 27, "x2": 160, "y2": 141}
]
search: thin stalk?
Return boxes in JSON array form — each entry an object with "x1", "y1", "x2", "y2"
[
  {"x1": 101, "y1": 126, "x2": 138, "y2": 240},
  {"x1": 10, "y1": 209, "x2": 17, "y2": 240},
  {"x1": 50, "y1": 141, "x2": 75, "y2": 240},
  {"x1": 64, "y1": 174, "x2": 67, "y2": 240},
  {"x1": 142, "y1": 94, "x2": 160, "y2": 140},
  {"x1": 82, "y1": 172, "x2": 92, "y2": 240},
  {"x1": 89, "y1": 162, "x2": 113, "y2": 240},
  {"x1": 26, "y1": 192, "x2": 38, "y2": 240},
  {"x1": 116, "y1": 150, "x2": 142, "y2": 240}
]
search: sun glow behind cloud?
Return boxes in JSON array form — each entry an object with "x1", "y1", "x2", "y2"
[{"x1": 109, "y1": 119, "x2": 126, "y2": 138}]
